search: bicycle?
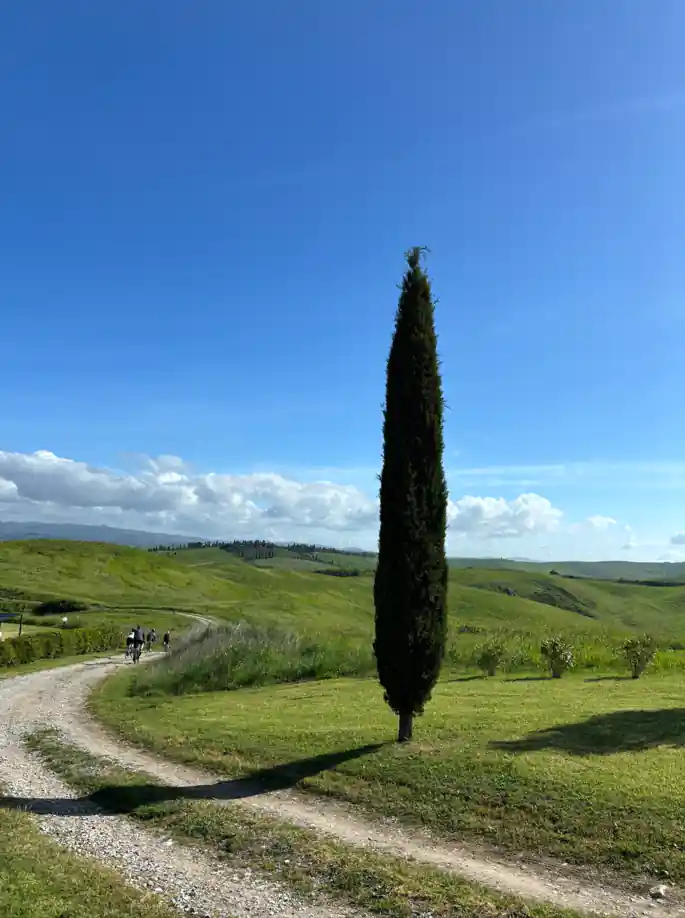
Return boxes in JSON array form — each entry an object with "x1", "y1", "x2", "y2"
[{"x1": 132, "y1": 642, "x2": 143, "y2": 664}]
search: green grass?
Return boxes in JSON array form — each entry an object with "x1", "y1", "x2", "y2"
[
  {"x1": 0, "y1": 622, "x2": 41, "y2": 636},
  {"x1": 6, "y1": 539, "x2": 685, "y2": 653},
  {"x1": 129, "y1": 621, "x2": 374, "y2": 696},
  {"x1": 92, "y1": 669, "x2": 685, "y2": 884},
  {"x1": 0, "y1": 801, "x2": 177, "y2": 917},
  {"x1": 8, "y1": 538, "x2": 685, "y2": 685},
  {"x1": 448, "y1": 556, "x2": 685, "y2": 581},
  {"x1": 29, "y1": 731, "x2": 581, "y2": 918}
]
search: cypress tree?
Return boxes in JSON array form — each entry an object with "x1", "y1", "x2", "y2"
[{"x1": 373, "y1": 247, "x2": 448, "y2": 743}]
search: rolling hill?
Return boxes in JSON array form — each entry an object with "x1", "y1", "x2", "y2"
[{"x1": 2, "y1": 540, "x2": 685, "y2": 647}]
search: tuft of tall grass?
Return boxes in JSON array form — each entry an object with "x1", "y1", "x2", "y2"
[{"x1": 129, "y1": 621, "x2": 375, "y2": 697}]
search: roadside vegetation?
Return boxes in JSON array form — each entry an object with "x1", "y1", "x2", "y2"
[
  {"x1": 129, "y1": 621, "x2": 374, "y2": 696},
  {"x1": 0, "y1": 799, "x2": 176, "y2": 918}
]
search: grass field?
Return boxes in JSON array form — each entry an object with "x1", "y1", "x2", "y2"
[
  {"x1": 7, "y1": 538, "x2": 685, "y2": 893},
  {"x1": 93, "y1": 668, "x2": 685, "y2": 883},
  {"x1": 5, "y1": 540, "x2": 685, "y2": 671},
  {"x1": 0, "y1": 805, "x2": 176, "y2": 918}
]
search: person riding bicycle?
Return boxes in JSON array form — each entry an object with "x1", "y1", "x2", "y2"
[
  {"x1": 125, "y1": 629, "x2": 136, "y2": 658},
  {"x1": 132, "y1": 624, "x2": 145, "y2": 663},
  {"x1": 163, "y1": 630, "x2": 170, "y2": 652},
  {"x1": 146, "y1": 628, "x2": 157, "y2": 652}
]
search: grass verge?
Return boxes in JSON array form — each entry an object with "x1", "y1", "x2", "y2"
[
  {"x1": 92, "y1": 669, "x2": 685, "y2": 884},
  {"x1": 29, "y1": 730, "x2": 580, "y2": 918},
  {"x1": 0, "y1": 794, "x2": 176, "y2": 918}
]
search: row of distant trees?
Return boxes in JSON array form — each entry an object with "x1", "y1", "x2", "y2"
[
  {"x1": 148, "y1": 539, "x2": 277, "y2": 559},
  {"x1": 147, "y1": 539, "x2": 361, "y2": 562},
  {"x1": 149, "y1": 539, "x2": 369, "y2": 556}
]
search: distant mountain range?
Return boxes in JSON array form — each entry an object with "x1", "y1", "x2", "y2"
[{"x1": 0, "y1": 520, "x2": 195, "y2": 548}]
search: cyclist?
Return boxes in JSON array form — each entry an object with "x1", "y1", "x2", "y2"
[
  {"x1": 146, "y1": 628, "x2": 157, "y2": 652},
  {"x1": 132, "y1": 624, "x2": 145, "y2": 663},
  {"x1": 125, "y1": 629, "x2": 136, "y2": 660},
  {"x1": 163, "y1": 630, "x2": 170, "y2": 653}
]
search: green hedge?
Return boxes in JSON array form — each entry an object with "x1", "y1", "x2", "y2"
[{"x1": 0, "y1": 625, "x2": 124, "y2": 668}]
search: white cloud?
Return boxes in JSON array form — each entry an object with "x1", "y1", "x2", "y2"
[
  {"x1": 0, "y1": 448, "x2": 570, "y2": 547},
  {"x1": 670, "y1": 532, "x2": 685, "y2": 546},
  {"x1": 586, "y1": 515, "x2": 617, "y2": 530},
  {"x1": 447, "y1": 493, "x2": 562, "y2": 539}
]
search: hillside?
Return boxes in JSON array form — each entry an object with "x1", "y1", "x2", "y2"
[
  {"x1": 3, "y1": 521, "x2": 684, "y2": 583},
  {"x1": 448, "y1": 556, "x2": 685, "y2": 581},
  {"x1": 2, "y1": 540, "x2": 685, "y2": 648}
]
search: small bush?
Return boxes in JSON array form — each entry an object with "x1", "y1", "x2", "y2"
[
  {"x1": 623, "y1": 634, "x2": 657, "y2": 679},
  {"x1": 540, "y1": 637, "x2": 575, "y2": 679},
  {"x1": 32, "y1": 598, "x2": 88, "y2": 617},
  {"x1": 476, "y1": 640, "x2": 506, "y2": 676}
]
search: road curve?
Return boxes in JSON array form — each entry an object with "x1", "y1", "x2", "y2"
[
  {"x1": 1, "y1": 657, "x2": 679, "y2": 918},
  {"x1": 0, "y1": 657, "x2": 360, "y2": 918}
]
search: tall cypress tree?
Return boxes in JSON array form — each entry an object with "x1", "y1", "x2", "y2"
[{"x1": 373, "y1": 247, "x2": 448, "y2": 743}]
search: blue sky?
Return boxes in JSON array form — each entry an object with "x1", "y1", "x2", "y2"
[{"x1": 1, "y1": 1, "x2": 684, "y2": 559}]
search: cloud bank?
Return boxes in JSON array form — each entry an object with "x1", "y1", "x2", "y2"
[{"x1": 0, "y1": 449, "x2": 568, "y2": 548}]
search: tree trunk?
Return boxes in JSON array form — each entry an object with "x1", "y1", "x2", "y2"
[{"x1": 398, "y1": 711, "x2": 413, "y2": 743}]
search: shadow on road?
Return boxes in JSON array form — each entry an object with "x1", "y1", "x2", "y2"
[
  {"x1": 491, "y1": 708, "x2": 685, "y2": 756},
  {"x1": 0, "y1": 743, "x2": 385, "y2": 817}
]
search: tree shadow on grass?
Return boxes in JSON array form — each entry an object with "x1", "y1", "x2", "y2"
[
  {"x1": 491, "y1": 708, "x2": 685, "y2": 756},
  {"x1": 504, "y1": 675, "x2": 549, "y2": 683},
  {"x1": 0, "y1": 743, "x2": 385, "y2": 817},
  {"x1": 584, "y1": 676, "x2": 631, "y2": 683}
]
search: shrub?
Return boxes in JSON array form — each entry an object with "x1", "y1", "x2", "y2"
[
  {"x1": 540, "y1": 637, "x2": 575, "y2": 679},
  {"x1": 32, "y1": 598, "x2": 88, "y2": 617},
  {"x1": 0, "y1": 624, "x2": 123, "y2": 668},
  {"x1": 476, "y1": 640, "x2": 506, "y2": 676},
  {"x1": 623, "y1": 634, "x2": 657, "y2": 679},
  {"x1": 129, "y1": 621, "x2": 375, "y2": 697}
]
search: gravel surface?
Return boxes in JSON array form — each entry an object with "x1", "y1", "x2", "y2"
[
  {"x1": 0, "y1": 659, "x2": 359, "y2": 918},
  {"x1": 1, "y1": 656, "x2": 682, "y2": 918}
]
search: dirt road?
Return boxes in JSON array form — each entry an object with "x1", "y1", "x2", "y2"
[{"x1": 0, "y1": 657, "x2": 678, "y2": 918}]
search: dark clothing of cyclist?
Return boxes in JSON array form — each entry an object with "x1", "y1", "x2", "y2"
[{"x1": 133, "y1": 626, "x2": 145, "y2": 647}]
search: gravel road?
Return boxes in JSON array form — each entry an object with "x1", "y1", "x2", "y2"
[
  {"x1": 0, "y1": 658, "x2": 359, "y2": 918},
  {"x1": 1, "y1": 656, "x2": 681, "y2": 918}
]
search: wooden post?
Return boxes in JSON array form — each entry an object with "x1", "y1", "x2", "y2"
[{"x1": 18, "y1": 613, "x2": 23, "y2": 637}]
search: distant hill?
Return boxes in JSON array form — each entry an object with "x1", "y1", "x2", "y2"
[
  {"x1": 2, "y1": 538, "x2": 685, "y2": 643},
  {"x1": 1, "y1": 521, "x2": 684, "y2": 582},
  {"x1": 447, "y1": 556, "x2": 685, "y2": 582},
  {"x1": 0, "y1": 520, "x2": 195, "y2": 549}
]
